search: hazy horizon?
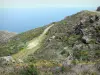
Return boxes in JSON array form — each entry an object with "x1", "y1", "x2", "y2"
[
  {"x1": 0, "y1": 7, "x2": 96, "y2": 33},
  {"x1": 1, "y1": 0, "x2": 99, "y2": 8},
  {"x1": 0, "y1": 0, "x2": 99, "y2": 33}
]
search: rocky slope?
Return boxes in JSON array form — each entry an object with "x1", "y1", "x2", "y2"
[
  {"x1": 33, "y1": 10, "x2": 100, "y2": 62},
  {"x1": 0, "y1": 31, "x2": 16, "y2": 44},
  {"x1": 0, "y1": 10, "x2": 100, "y2": 75},
  {"x1": 0, "y1": 31, "x2": 16, "y2": 56}
]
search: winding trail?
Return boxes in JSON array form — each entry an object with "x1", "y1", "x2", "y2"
[
  {"x1": 27, "y1": 24, "x2": 54, "y2": 49},
  {"x1": 13, "y1": 24, "x2": 54, "y2": 60}
]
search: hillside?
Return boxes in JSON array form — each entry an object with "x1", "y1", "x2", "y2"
[
  {"x1": 0, "y1": 31, "x2": 16, "y2": 44},
  {"x1": 0, "y1": 10, "x2": 100, "y2": 75},
  {"x1": 32, "y1": 10, "x2": 100, "y2": 61},
  {"x1": 0, "y1": 26, "x2": 48, "y2": 56},
  {"x1": 0, "y1": 31, "x2": 16, "y2": 56}
]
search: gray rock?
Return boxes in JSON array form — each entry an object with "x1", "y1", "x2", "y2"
[
  {"x1": 82, "y1": 36, "x2": 91, "y2": 44},
  {"x1": 0, "y1": 31, "x2": 16, "y2": 44},
  {"x1": 96, "y1": 6, "x2": 100, "y2": 11}
]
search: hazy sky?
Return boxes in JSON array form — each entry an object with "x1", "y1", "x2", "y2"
[
  {"x1": 1, "y1": 0, "x2": 100, "y2": 8},
  {"x1": 0, "y1": 0, "x2": 99, "y2": 32}
]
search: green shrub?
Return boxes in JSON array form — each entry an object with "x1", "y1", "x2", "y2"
[{"x1": 21, "y1": 64, "x2": 39, "y2": 75}]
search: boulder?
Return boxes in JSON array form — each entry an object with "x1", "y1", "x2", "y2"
[
  {"x1": 89, "y1": 18, "x2": 94, "y2": 23},
  {"x1": 0, "y1": 56, "x2": 15, "y2": 65},
  {"x1": 95, "y1": 15, "x2": 99, "y2": 21},
  {"x1": 81, "y1": 36, "x2": 91, "y2": 44},
  {"x1": 96, "y1": 6, "x2": 100, "y2": 11}
]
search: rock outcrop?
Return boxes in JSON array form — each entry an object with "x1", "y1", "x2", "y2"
[
  {"x1": 96, "y1": 6, "x2": 100, "y2": 11},
  {"x1": 0, "y1": 31, "x2": 16, "y2": 44}
]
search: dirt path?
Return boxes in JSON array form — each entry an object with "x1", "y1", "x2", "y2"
[
  {"x1": 27, "y1": 24, "x2": 54, "y2": 49},
  {"x1": 13, "y1": 24, "x2": 54, "y2": 60}
]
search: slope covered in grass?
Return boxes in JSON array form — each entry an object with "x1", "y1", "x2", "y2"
[
  {"x1": 0, "y1": 26, "x2": 47, "y2": 56},
  {"x1": 13, "y1": 24, "x2": 54, "y2": 60},
  {"x1": 0, "y1": 31, "x2": 16, "y2": 56}
]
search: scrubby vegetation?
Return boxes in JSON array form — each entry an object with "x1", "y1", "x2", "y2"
[
  {"x1": 21, "y1": 64, "x2": 39, "y2": 75},
  {"x1": 0, "y1": 26, "x2": 47, "y2": 56},
  {"x1": 33, "y1": 10, "x2": 100, "y2": 62},
  {"x1": 0, "y1": 10, "x2": 100, "y2": 75}
]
